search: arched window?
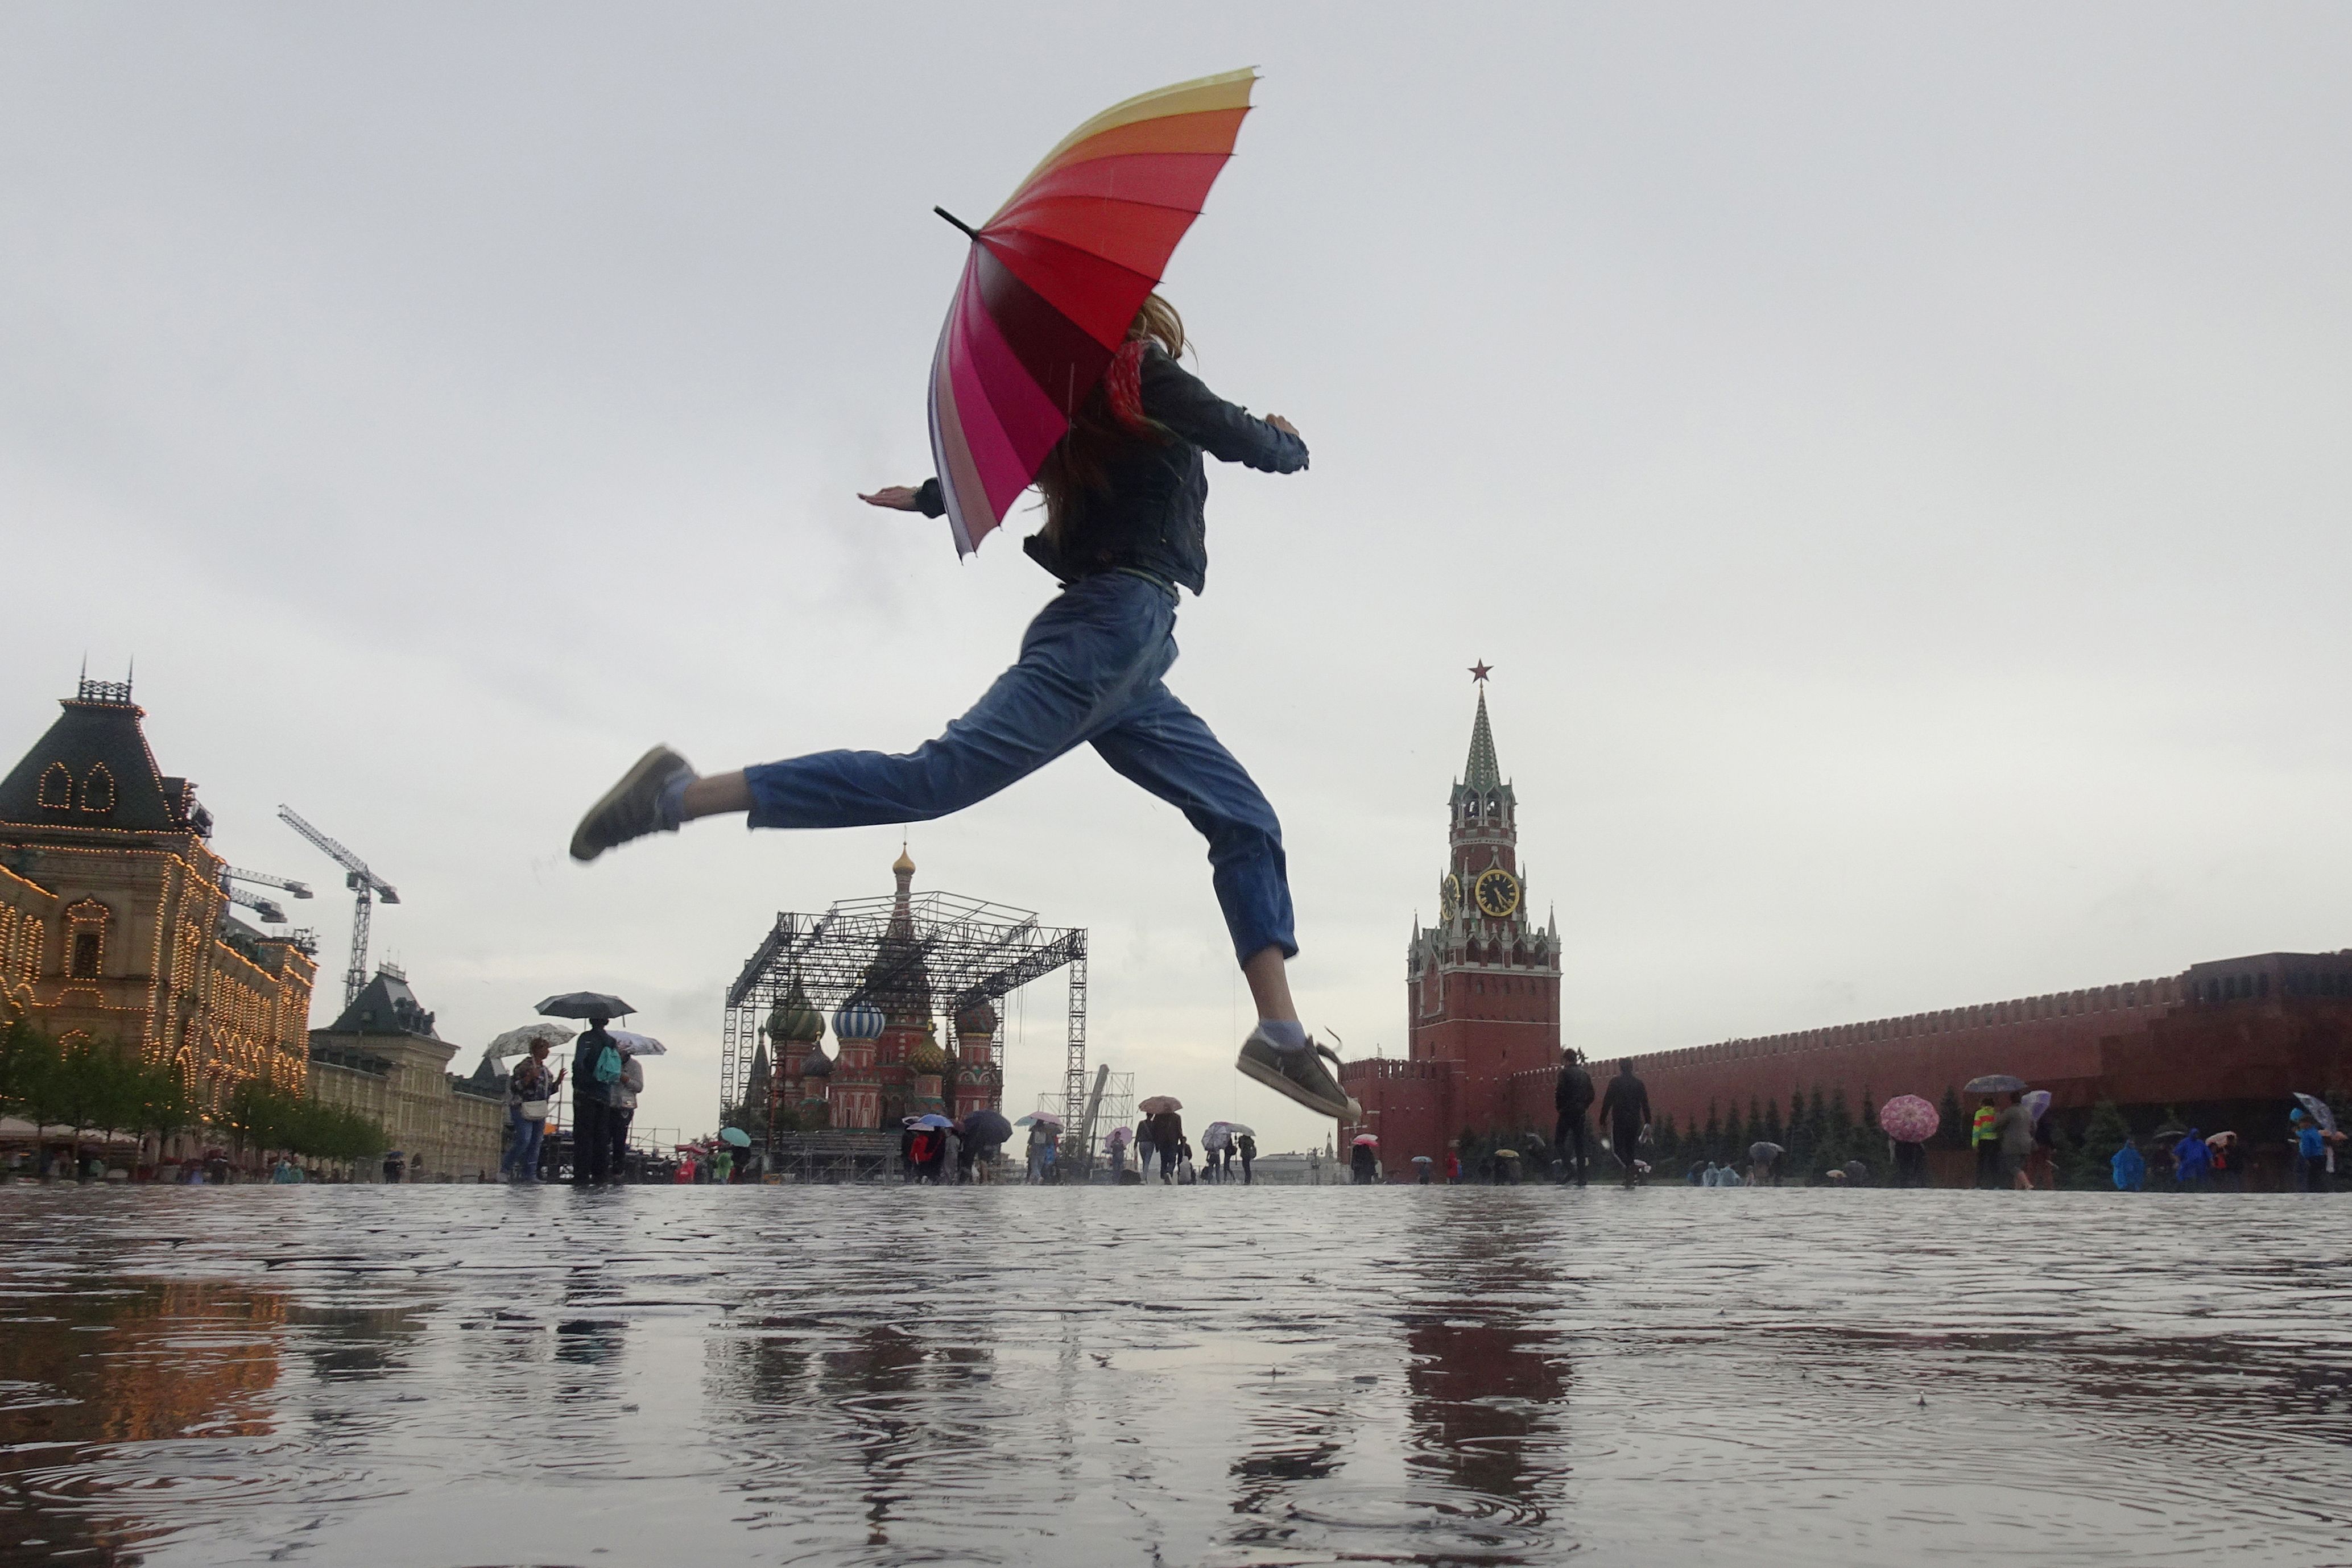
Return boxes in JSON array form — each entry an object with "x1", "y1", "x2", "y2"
[
  {"x1": 63, "y1": 900, "x2": 109, "y2": 980},
  {"x1": 81, "y1": 764, "x2": 114, "y2": 813},
  {"x1": 36, "y1": 763, "x2": 71, "y2": 810}
]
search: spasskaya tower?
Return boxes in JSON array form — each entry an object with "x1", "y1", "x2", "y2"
[
  {"x1": 1406, "y1": 667, "x2": 1563, "y2": 1090},
  {"x1": 1338, "y1": 667, "x2": 1565, "y2": 1169}
]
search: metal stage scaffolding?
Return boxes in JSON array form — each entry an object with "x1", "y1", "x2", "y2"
[{"x1": 721, "y1": 890, "x2": 1092, "y2": 1165}]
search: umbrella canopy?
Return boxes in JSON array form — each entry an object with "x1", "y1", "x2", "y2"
[
  {"x1": 2023, "y1": 1090, "x2": 2052, "y2": 1124},
  {"x1": 1138, "y1": 1095, "x2": 1182, "y2": 1115},
  {"x1": 925, "y1": 68, "x2": 1259, "y2": 555},
  {"x1": 486, "y1": 1023, "x2": 574, "y2": 1061},
  {"x1": 1964, "y1": 1074, "x2": 2029, "y2": 1095},
  {"x1": 1015, "y1": 1111, "x2": 1064, "y2": 1128},
  {"x1": 607, "y1": 1029, "x2": 665, "y2": 1057},
  {"x1": 1749, "y1": 1141, "x2": 1784, "y2": 1163},
  {"x1": 1351, "y1": 1133, "x2": 1379, "y2": 1147},
  {"x1": 1410, "y1": 1155, "x2": 1433, "y2": 1164},
  {"x1": 1105, "y1": 1125, "x2": 1132, "y2": 1144},
  {"x1": 536, "y1": 991, "x2": 635, "y2": 1019},
  {"x1": 1879, "y1": 1094, "x2": 1939, "y2": 1144},
  {"x1": 915, "y1": 1114, "x2": 954, "y2": 1130},
  {"x1": 2205, "y1": 1130, "x2": 2239, "y2": 1148},
  {"x1": 718, "y1": 1127, "x2": 752, "y2": 1148},
  {"x1": 1201, "y1": 1121, "x2": 1239, "y2": 1147},
  {"x1": 961, "y1": 1110, "x2": 1013, "y2": 1144},
  {"x1": 2294, "y1": 1093, "x2": 2338, "y2": 1134}
]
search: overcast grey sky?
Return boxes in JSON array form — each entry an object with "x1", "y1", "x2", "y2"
[{"x1": 6, "y1": 4, "x2": 2348, "y2": 1149}]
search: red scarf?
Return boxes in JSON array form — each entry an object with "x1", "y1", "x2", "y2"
[{"x1": 1102, "y1": 338, "x2": 1152, "y2": 432}]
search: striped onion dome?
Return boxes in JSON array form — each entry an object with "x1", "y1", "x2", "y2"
[{"x1": 832, "y1": 1001, "x2": 887, "y2": 1042}]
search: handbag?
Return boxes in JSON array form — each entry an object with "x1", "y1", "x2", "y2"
[{"x1": 520, "y1": 1099, "x2": 551, "y2": 1120}]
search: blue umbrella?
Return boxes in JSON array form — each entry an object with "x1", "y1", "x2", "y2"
[
  {"x1": 915, "y1": 1114, "x2": 954, "y2": 1130},
  {"x1": 718, "y1": 1127, "x2": 751, "y2": 1148}
]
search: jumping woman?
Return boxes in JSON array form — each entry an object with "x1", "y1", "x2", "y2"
[{"x1": 570, "y1": 295, "x2": 1358, "y2": 1123}]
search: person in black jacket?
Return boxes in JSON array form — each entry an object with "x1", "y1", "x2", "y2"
[
  {"x1": 1598, "y1": 1060, "x2": 1652, "y2": 1189},
  {"x1": 1554, "y1": 1050, "x2": 1595, "y2": 1187},
  {"x1": 571, "y1": 1016, "x2": 619, "y2": 1187},
  {"x1": 570, "y1": 295, "x2": 1358, "y2": 1128}
]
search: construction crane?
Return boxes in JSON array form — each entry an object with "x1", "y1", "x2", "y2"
[
  {"x1": 217, "y1": 866, "x2": 313, "y2": 926},
  {"x1": 277, "y1": 807, "x2": 399, "y2": 1007}
]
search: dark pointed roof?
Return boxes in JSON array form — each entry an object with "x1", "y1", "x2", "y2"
[
  {"x1": 1462, "y1": 689, "x2": 1502, "y2": 793},
  {"x1": 320, "y1": 967, "x2": 441, "y2": 1039},
  {"x1": 0, "y1": 679, "x2": 196, "y2": 833}
]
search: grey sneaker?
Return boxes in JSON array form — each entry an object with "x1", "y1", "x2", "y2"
[
  {"x1": 1235, "y1": 1027, "x2": 1361, "y2": 1120},
  {"x1": 570, "y1": 746, "x2": 693, "y2": 863}
]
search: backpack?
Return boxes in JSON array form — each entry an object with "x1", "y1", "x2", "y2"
[{"x1": 593, "y1": 1043, "x2": 623, "y2": 1086}]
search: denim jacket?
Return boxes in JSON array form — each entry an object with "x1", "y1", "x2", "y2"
[{"x1": 916, "y1": 345, "x2": 1307, "y2": 595}]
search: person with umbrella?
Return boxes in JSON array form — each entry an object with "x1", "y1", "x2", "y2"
[
  {"x1": 1554, "y1": 1048, "x2": 1594, "y2": 1188},
  {"x1": 1146, "y1": 1101, "x2": 1184, "y2": 1186},
  {"x1": 1990, "y1": 1093, "x2": 2036, "y2": 1191},
  {"x1": 2173, "y1": 1127, "x2": 2212, "y2": 1188},
  {"x1": 570, "y1": 1013, "x2": 624, "y2": 1188},
  {"x1": 2290, "y1": 1108, "x2": 2325, "y2": 1191},
  {"x1": 1237, "y1": 1129, "x2": 1258, "y2": 1186},
  {"x1": 564, "y1": 75, "x2": 1365, "y2": 1136},
  {"x1": 1598, "y1": 1059, "x2": 1652, "y2": 1189},
  {"x1": 1350, "y1": 1135, "x2": 1380, "y2": 1185}
]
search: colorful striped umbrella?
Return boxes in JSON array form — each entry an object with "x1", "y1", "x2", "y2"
[{"x1": 927, "y1": 68, "x2": 1258, "y2": 555}]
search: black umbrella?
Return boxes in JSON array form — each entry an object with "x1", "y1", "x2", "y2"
[
  {"x1": 537, "y1": 991, "x2": 635, "y2": 1019},
  {"x1": 1750, "y1": 1141, "x2": 1784, "y2": 1163},
  {"x1": 960, "y1": 1109, "x2": 1013, "y2": 1145},
  {"x1": 1964, "y1": 1074, "x2": 2028, "y2": 1095}
]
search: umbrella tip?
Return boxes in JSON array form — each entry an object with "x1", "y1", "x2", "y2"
[{"x1": 934, "y1": 206, "x2": 981, "y2": 241}]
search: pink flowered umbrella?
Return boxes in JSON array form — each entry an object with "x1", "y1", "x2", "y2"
[
  {"x1": 1880, "y1": 1095, "x2": 1940, "y2": 1144},
  {"x1": 1351, "y1": 1133, "x2": 1379, "y2": 1147}
]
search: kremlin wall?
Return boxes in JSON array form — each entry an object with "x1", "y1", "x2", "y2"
[{"x1": 1341, "y1": 677, "x2": 2352, "y2": 1178}]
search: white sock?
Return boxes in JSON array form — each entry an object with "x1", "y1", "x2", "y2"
[{"x1": 1256, "y1": 1017, "x2": 1307, "y2": 1052}]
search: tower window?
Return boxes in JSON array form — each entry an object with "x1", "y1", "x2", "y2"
[
  {"x1": 37, "y1": 763, "x2": 71, "y2": 810},
  {"x1": 71, "y1": 932, "x2": 101, "y2": 978},
  {"x1": 81, "y1": 764, "x2": 114, "y2": 813}
]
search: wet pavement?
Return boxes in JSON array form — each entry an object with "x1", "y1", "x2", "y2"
[{"x1": 1, "y1": 1185, "x2": 2348, "y2": 1567}]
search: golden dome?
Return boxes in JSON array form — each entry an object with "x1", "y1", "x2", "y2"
[{"x1": 892, "y1": 845, "x2": 916, "y2": 876}]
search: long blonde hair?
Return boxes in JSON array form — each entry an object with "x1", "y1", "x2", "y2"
[{"x1": 1034, "y1": 294, "x2": 1186, "y2": 550}]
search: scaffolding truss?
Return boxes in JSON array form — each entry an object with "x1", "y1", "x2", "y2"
[{"x1": 720, "y1": 889, "x2": 1089, "y2": 1165}]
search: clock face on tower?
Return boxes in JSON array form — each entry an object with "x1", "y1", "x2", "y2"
[
  {"x1": 1474, "y1": 867, "x2": 1521, "y2": 919},
  {"x1": 1440, "y1": 874, "x2": 1462, "y2": 921}
]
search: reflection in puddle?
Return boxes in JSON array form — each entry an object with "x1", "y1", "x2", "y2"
[{"x1": 0, "y1": 1186, "x2": 2346, "y2": 1565}]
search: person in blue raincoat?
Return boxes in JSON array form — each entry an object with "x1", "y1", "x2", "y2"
[
  {"x1": 2173, "y1": 1128, "x2": 2212, "y2": 1187},
  {"x1": 2110, "y1": 1137, "x2": 2146, "y2": 1191}
]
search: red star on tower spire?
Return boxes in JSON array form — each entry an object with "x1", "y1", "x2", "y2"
[{"x1": 1469, "y1": 660, "x2": 1493, "y2": 685}]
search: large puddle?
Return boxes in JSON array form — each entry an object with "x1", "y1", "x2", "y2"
[{"x1": 1, "y1": 1186, "x2": 2347, "y2": 1565}]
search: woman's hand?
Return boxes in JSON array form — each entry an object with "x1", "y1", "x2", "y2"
[
  {"x1": 859, "y1": 486, "x2": 925, "y2": 511},
  {"x1": 1265, "y1": 414, "x2": 1300, "y2": 437}
]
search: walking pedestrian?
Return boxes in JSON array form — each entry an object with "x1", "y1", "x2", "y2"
[
  {"x1": 2291, "y1": 1110, "x2": 2326, "y2": 1191},
  {"x1": 1992, "y1": 1093, "x2": 2035, "y2": 1191},
  {"x1": 1026, "y1": 1119, "x2": 1055, "y2": 1184},
  {"x1": 1351, "y1": 1140, "x2": 1379, "y2": 1185},
  {"x1": 568, "y1": 295, "x2": 1358, "y2": 1130},
  {"x1": 571, "y1": 1016, "x2": 624, "y2": 1187},
  {"x1": 1237, "y1": 1131, "x2": 1256, "y2": 1185},
  {"x1": 1554, "y1": 1048, "x2": 1594, "y2": 1188},
  {"x1": 1971, "y1": 1098, "x2": 2000, "y2": 1189},
  {"x1": 1891, "y1": 1137, "x2": 1928, "y2": 1189},
  {"x1": 1150, "y1": 1107, "x2": 1183, "y2": 1185},
  {"x1": 2110, "y1": 1135, "x2": 2147, "y2": 1191},
  {"x1": 1598, "y1": 1059, "x2": 1652, "y2": 1189},
  {"x1": 503, "y1": 1039, "x2": 563, "y2": 1184},
  {"x1": 2173, "y1": 1127, "x2": 2212, "y2": 1189}
]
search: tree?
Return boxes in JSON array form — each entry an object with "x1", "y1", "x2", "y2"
[
  {"x1": 1702, "y1": 1101, "x2": 1721, "y2": 1164},
  {"x1": 1762, "y1": 1097, "x2": 1784, "y2": 1148},
  {"x1": 1936, "y1": 1087, "x2": 1969, "y2": 1151},
  {"x1": 2071, "y1": 1100, "x2": 2131, "y2": 1189}
]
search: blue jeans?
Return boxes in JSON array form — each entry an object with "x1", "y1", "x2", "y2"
[
  {"x1": 744, "y1": 572, "x2": 1295, "y2": 963},
  {"x1": 503, "y1": 1104, "x2": 544, "y2": 1180}
]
